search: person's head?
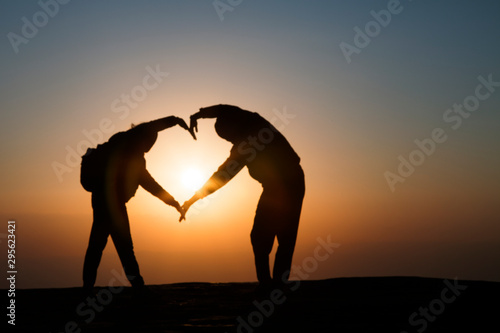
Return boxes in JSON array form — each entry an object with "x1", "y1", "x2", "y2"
[
  {"x1": 214, "y1": 116, "x2": 244, "y2": 143},
  {"x1": 213, "y1": 105, "x2": 253, "y2": 143},
  {"x1": 128, "y1": 123, "x2": 158, "y2": 153}
]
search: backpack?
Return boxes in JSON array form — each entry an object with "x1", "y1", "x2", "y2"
[{"x1": 80, "y1": 143, "x2": 110, "y2": 192}]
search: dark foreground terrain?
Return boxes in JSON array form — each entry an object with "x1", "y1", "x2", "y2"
[{"x1": 4, "y1": 277, "x2": 500, "y2": 332}]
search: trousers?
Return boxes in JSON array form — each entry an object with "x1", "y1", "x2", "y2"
[
  {"x1": 83, "y1": 192, "x2": 144, "y2": 289},
  {"x1": 250, "y1": 166, "x2": 305, "y2": 284}
]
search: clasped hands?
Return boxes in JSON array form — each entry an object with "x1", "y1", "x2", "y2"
[{"x1": 173, "y1": 197, "x2": 198, "y2": 223}]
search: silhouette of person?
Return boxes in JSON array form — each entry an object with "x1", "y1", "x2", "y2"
[
  {"x1": 182, "y1": 105, "x2": 305, "y2": 292},
  {"x1": 82, "y1": 116, "x2": 193, "y2": 294}
]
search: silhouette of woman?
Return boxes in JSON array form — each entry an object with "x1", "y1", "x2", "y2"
[
  {"x1": 183, "y1": 105, "x2": 305, "y2": 292},
  {"x1": 82, "y1": 116, "x2": 191, "y2": 294}
]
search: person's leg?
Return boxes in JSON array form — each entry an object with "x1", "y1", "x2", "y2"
[
  {"x1": 83, "y1": 194, "x2": 111, "y2": 290},
  {"x1": 109, "y1": 202, "x2": 144, "y2": 289},
  {"x1": 273, "y1": 169, "x2": 305, "y2": 284},
  {"x1": 251, "y1": 190, "x2": 278, "y2": 287},
  {"x1": 274, "y1": 218, "x2": 300, "y2": 283}
]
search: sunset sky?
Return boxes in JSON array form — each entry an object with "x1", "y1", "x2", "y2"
[{"x1": 1, "y1": 1, "x2": 499, "y2": 289}]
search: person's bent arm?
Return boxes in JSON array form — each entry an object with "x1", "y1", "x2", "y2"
[
  {"x1": 190, "y1": 105, "x2": 237, "y2": 134},
  {"x1": 182, "y1": 149, "x2": 245, "y2": 214},
  {"x1": 143, "y1": 116, "x2": 196, "y2": 140},
  {"x1": 140, "y1": 169, "x2": 185, "y2": 220},
  {"x1": 148, "y1": 116, "x2": 186, "y2": 132},
  {"x1": 191, "y1": 105, "x2": 226, "y2": 120}
]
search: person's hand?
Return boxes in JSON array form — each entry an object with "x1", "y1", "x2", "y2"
[
  {"x1": 181, "y1": 199, "x2": 194, "y2": 217},
  {"x1": 177, "y1": 205, "x2": 186, "y2": 222},
  {"x1": 170, "y1": 200, "x2": 185, "y2": 222},
  {"x1": 189, "y1": 115, "x2": 198, "y2": 140},
  {"x1": 187, "y1": 126, "x2": 197, "y2": 140},
  {"x1": 171, "y1": 117, "x2": 196, "y2": 140},
  {"x1": 175, "y1": 117, "x2": 189, "y2": 130}
]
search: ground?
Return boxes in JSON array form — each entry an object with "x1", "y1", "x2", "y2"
[{"x1": 5, "y1": 277, "x2": 500, "y2": 332}]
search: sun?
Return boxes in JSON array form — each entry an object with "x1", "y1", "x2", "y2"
[{"x1": 181, "y1": 167, "x2": 206, "y2": 191}]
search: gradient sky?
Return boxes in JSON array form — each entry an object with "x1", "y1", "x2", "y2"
[{"x1": 1, "y1": 0, "x2": 499, "y2": 289}]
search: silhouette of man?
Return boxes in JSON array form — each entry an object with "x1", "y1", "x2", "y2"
[
  {"x1": 82, "y1": 116, "x2": 192, "y2": 294},
  {"x1": 182, "y1": 105, "x2": 305, "y2": 292}
]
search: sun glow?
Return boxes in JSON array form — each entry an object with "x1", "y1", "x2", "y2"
[{"x1": 181, "y1": 167, "x2": 206, "y2": 191}]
